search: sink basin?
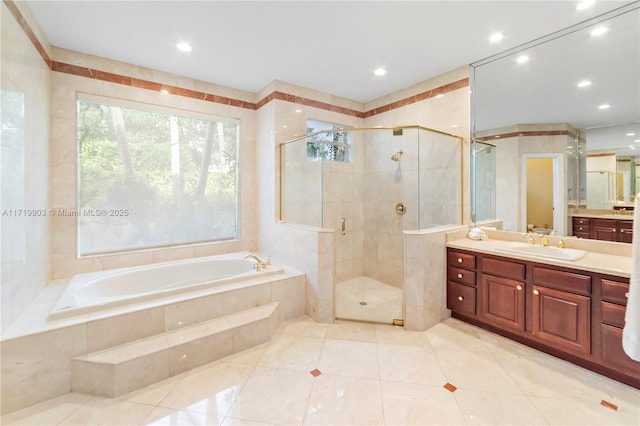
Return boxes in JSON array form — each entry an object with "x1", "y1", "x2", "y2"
[{"x1": 496, "y1": 241, "x2": 587, "y2": 261}]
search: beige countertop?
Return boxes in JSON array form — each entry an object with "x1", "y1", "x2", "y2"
[
  {"x1": 570, "y1": 213, "x2": 634, "y2": 221},
  {"x1": 446, "y1": 235, "x2": 632, "y2": 279}
]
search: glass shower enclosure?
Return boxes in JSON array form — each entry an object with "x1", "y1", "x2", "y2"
[{"x1": 280, "y1": 126, "x2": 463, "y2": 324}]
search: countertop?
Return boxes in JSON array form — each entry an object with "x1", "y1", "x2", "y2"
[
  {"x1": 570, "y1": 213, "x2": 634, "y2": 221},
  {"x1": 446, "y1": 237, "x2": 632, "y2": 278}
]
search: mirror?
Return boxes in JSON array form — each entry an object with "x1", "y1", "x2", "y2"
[{"x1": 471, "y1": 2, "x2": 640, "y2": 237}]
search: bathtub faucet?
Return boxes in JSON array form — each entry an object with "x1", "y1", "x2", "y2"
[{"x1": 244, "y1": 254, "x2": 271, "y2": 271}]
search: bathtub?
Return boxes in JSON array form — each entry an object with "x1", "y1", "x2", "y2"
[{"x1": 49, "y1": 253, "x2": 282, "y2": 319}]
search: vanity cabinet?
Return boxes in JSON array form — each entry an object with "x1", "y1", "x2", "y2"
[
  {"x1": 446, "y1": 251, "x2": 476, "y2": 316},
  {"x1": 618, "y1": 221, "x2": 634, "y2": 243},
  {"x1": 572, "y1": 216, "x2": 634, "y2": 242},
  {"x1": 591, "y1": 218, "x2": 618, "y2": 242},
  {"x1": 572, "y1": 217, "x2": 591, "y2": 239},
  {"x1": 446, "y1": 247, "x2": 639, "y2": 389},
  {"x1": 600, "y1": 279, "x2": 639, "y2": 376}
]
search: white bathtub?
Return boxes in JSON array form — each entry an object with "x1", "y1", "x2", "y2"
[{"x1": 49, "y1": 253, "x2": 281, "y2": 319}]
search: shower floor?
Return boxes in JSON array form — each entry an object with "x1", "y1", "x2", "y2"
[{"x1": 335, "y1": 276, "x2": 402, "y2": 324}]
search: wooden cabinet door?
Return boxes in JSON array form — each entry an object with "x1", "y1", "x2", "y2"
[
  {"x1": 601, "y1": 324, "x2": 640, "y2": 376},
  {"x1": 591, "y1": 219, "x2": 617, "y2": 242},
  {"x1": 479, "y1": 274, "x2": 525, "y2": 332},
  {"x1": 617, "y1": 221, "x2": 633, "y2": 243},
  {"x1": 532, "y1": 285, "x2": 591, "y2": 356}
]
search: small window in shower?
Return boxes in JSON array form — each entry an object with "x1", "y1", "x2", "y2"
[{"x1": 306, "y1": 120, "x2": 351, "y2": 162}]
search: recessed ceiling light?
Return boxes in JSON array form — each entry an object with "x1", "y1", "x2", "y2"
[
  {"x1": 295, "y1": 109, "x2": 302, "y2": 113},
  {"x1": 176, "y1": 42, "x2": 192, "y2": 52},
  {"x1": 160, "y1": 89, "x2": 169, "y2": 95},
  {"x1": 576, "y1": 1, "x2": 595, "y2": 11},
  {"x1": 626, "y1": 133, "x2": 636, "y2": 136},
  {"x1": 374, "y1": 68, "x2": 386, "y2": 76},
  {"x1": 577, "y1": 80, "x2": 592, "y2": 87},
  {"x1": 451, "y1": 124, "x2": 459, "y2": 128},
  {"x1": 436, "y1": 94, "x2": 445, "y2": 98},
  {"x1": 489, "y1": 33, "x2": 504, "y2": 43},
  {"x1": 516, "y1": 55, "x2": 529, "y2": 64},
  {"x1": 598, "y1": 104, "x2": 611, "y2": 109},
  {"x1": 590, "y1": 27, "x2": 608, "y2": 36}
]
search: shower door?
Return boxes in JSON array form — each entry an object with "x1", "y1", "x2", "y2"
[{"x1": 333, "y1": 128, "x2": 417, "y2": 324}]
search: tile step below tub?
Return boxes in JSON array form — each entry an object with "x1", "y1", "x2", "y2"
[{"x1": 71, "y1": 302, "x2": 280, "y2": 397}]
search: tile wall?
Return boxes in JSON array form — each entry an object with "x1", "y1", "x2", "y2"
[
  {"x1": 48, "y1": 47, "x2": 258, "y2": 280},
  {"x1": 2, "y1": 0, "x2": 473, "y2": 334},
  {"x1": 476, "y1": 123, "x2": 575, "y2": 232},
  {"x1": 0, "y1": 1, "x2": 51, "y2": 332}
]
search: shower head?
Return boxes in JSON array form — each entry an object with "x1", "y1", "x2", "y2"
[{"x1": 391, "y1": 150, "x2": 404, "y2": 161}]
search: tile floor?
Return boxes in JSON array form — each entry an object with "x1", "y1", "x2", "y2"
[
  {"x1": 2, "y1": 317, "x2": 639, "y2": 425},
  {"x1": 335, "y1": 276, "x2": 402, "y2": 324}
]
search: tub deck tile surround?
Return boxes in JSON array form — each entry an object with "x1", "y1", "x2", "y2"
[
  {"x1": 71, "y1": 303, "x2": 280, "y2": 397},
  {"x1": 1, "y1": 269, "x2": 305, "y2": 415}
]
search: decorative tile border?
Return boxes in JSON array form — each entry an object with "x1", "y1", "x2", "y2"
[
  {"x1": 2, "y1": 0, "x2": 51, "y2": 67},
  {"x1": 363, "y1": 78, "x2": 469, "y2": 118},
  {"x1": 474, "y1": 130, "x2": 576, "y2": 142},
  {"x1": 51, "y1": 61, "x2": 258, "y2": 109},
  {"x1": 256, "y1": 91, "x2": 363, "y2": 117},
  {"x1": 6, "y1": 0, "x2": 469, "y2": 118}
]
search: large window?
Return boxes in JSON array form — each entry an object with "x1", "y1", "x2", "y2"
[{"x1": 77, "y1": 95, "x2": 238, "y2": 255}]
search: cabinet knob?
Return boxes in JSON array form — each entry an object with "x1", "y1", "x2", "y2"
[
  {"x1": 516, "y1": 285, "x2": 522, "y2": 291},
  {"x1": 620, "y1": 230, "x2": 625, "y2": 233},
  {"x1": 458, "y1": 296, "x2": 464, "y2": 301},
  {"x1": 457, "y1": 258, "x2": 463, "y2": 263},
  {"x1": 613, "y1": 229, "x2": 617, "y2": 232},
  {"x1": 626, "y1": 292, "x2": 630, "y2": 299},
  {"x1": 533, "y1": 289, "x2": 540, "y2": 295},
  {"x1": 579, "y1": 227, "x2": 583, "y2": 231},
  {"x1": 457, "y1": 273, "x2": 463, "y2": 279}
]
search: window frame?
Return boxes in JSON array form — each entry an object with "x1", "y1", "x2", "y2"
[{"x1": 76, "y1": 93, "x2": 240, "y2": 257}]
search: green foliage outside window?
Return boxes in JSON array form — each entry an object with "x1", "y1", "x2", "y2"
[{"x1": 77, "y1": 99, "x2": 238, "y2": 255}]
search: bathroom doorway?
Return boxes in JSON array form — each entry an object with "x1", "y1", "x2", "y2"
[{"x1": 522, "y1": 153, "x2": 566, "y2": 236}]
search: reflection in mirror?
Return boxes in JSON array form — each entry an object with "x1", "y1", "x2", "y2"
[{"x1": 471, "y1": 2, "x2": 639, "y2": 239}]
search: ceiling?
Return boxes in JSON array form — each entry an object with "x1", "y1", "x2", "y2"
[
  {"x1": 472, "y1": 3, "x2": 639, "y2": 155},
  {"x1": 25, "y1": 0, "x2": 632, "y2": 104}
]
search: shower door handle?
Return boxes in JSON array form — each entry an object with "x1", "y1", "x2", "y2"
[
  {"x1": 341, "y1": 217, "x2": 346, "y2": 235},
  {"x1": 395, "y1": 202, "x2": 406, "y2": 215}
]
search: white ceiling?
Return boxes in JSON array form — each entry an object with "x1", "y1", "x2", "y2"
[{"x1": 25, "y1": 0, "x2": 632, "y2": 103}]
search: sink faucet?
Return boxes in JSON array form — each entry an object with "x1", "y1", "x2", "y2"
[
  {"x1": 524, "y1": 233, "x2": 536, "y2": 244},
  {"x1": 244, "y1": 254, "x2": 270, "y2": 271},
  {"x1": 540, "y1": 235, "x2": 550, "y2": 247}
]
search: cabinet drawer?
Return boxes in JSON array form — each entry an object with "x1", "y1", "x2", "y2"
[
  {"x1": 573, "y1": 217, "x2": 590, "y2": 226},
  {"x1": 532, "y1": 267, "x2": 591, "y2": 296},
  {"x1": 482, "y1": 257, "x2": 525, "y2": 280},
  {"x1": 447, "y1": 281, "x2": 476, "y2": 316},
  {"x1": 448, "y1": 266, "x2": 476, "y2": 286},
  {"x1": 573, "y1": 225, "x2": 590, "y2": 233},
  {"x1": 448, "y1": 251, "x2": 476, "y2": 270},
  {"x1": 601, "y1": 302, "x2": 626, "y2": 328},
  {"x1": 601, "y1": 324, "x2": 640, "y2": 376},
  {"x1": 601, "y1": 279, "x2": 629, "y2": 305}
]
